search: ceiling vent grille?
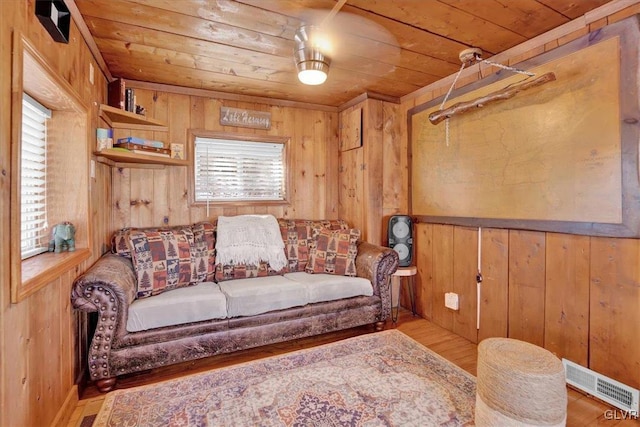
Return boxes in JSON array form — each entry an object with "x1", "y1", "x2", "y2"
[{"x1": 563, "y1": 359, "x2": 639, "y2": 413}]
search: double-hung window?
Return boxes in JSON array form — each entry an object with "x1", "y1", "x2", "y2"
[
  {"x1": 193, "y1": 135, "x2": 288, "y2": 203},
  {"x1": 20, "y1": 93, "x2": 50, "y2": 259}
]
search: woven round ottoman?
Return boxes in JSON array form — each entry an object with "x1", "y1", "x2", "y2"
[{"x1": 475, "y1": 338, "x2": 567, "y2": 426}]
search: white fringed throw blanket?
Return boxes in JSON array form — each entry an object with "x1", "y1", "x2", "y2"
[{"x1": 215, "y1": 214, "x2": 288, "y2": 271}]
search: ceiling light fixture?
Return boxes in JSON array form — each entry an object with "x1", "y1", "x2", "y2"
[{"x1": 294, "y1": 25, "x2": 331, "y2": 85}]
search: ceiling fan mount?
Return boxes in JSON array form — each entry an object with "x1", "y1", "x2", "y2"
[
  {"x1": 292, "y1": 0, "x2": 398, "y2": 86},
  {"x1": 293, "y1": 25, "x2": 331, "y2": 85}
]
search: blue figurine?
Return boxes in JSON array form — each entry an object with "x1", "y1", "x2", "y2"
[{"x1": 48, "y1": 221, "x2": 76, "y2": 253}]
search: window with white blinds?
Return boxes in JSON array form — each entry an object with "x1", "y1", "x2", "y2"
[
  {"x1": 194, "y1": 137, "x2": 286, "y2": 202},
  {"x1": 21, "y1": 94, "x2": 50, "y2": 259}
]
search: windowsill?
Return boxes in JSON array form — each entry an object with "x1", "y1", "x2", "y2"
[
  {"x1": 16, "y1": 248, "x2": 91, "y2": 302},
  {"x1": 191, "y1": 200, "x2": 291, "y2": 207}
]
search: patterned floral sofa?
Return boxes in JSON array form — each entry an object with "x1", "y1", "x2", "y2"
[{"x1": 71, "y1": 218, "x2": 399, "y2": 392}]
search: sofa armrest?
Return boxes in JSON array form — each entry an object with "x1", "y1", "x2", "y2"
[
  {"x1": 71, "y1": 253, "x2": 137, "y2": 380},
  {"x1": 355, "y1": 242, "x2": 399, "y2": 321}
]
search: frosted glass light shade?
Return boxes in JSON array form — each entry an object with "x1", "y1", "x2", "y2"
[{"x1": 298, "y1": 69, "x2": 328, "y2": 85}]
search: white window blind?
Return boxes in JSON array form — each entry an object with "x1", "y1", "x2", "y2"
[
  {"x1": 21, "y1": 94, "x2": 50, "y2": 259},
  {"x1": 194, "y1": 137, "x2": 285, "y2": 202}
]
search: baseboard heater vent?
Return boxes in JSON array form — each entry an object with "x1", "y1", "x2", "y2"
[{"x1": 563, "y1": 359, "x2": 639, "y2": 412}]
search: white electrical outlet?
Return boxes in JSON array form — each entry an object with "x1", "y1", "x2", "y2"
[
  {"x1": 90, "y1": 159, "x2": 96, "y2": 179},
  {"x1": 445, "y1": 292, "x2": 459, "y2": 310}
]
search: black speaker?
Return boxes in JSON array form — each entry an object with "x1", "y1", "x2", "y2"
[
  {"x1": 35, "y1": 0, "x2": 71, "y2": 44},
  {"x1": 388, "y1": 215, "x2": 413, "y2": 267}
]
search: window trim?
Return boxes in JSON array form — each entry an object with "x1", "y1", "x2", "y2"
[
  {"x1": 10, "y1": 34, "x2": 91, "y2": 303},
  {"x1": 187, "y1": 130, "x2": 291, "y2": 207}
]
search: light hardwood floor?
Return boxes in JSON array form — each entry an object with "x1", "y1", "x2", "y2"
[{"x1": 67, "y1": 310, "x2": 640, "y2": 426}]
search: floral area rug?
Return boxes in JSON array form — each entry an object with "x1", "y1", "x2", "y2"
[{"x1": 94, "y1": 330, "x2": 476, "y2": 426}]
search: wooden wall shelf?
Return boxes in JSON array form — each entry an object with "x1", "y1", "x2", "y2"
[
  {"x1": 99, "y1": 104, "x2": 168, "y2": 131},
  {"x1": 94, "y1": 149, "x2": 188, "y2": 167}
]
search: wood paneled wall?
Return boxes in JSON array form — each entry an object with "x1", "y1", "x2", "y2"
[
  {"x1": 112, "y1": 86, "x2": 339, "y2": 229},
  {"x1": 338, "y1": 97, "x2": 404, "y2": 246},
  {"x1": 2, "y1": 2, "x2": 639, "y2": 426},
  {"x1": 0, "y1": 1, "x2": 111, "y2": 426},
  {"x1": 401, "y1": 4, "x2": 640, "y2": 390}
]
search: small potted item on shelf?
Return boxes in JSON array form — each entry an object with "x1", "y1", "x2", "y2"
[{"x1": 135, "y1": 105, "x2": 146, "y2": 116}]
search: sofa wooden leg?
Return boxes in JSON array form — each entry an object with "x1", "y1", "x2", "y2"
[
  {"x1": 374, "y1": 321, "x2": 385, "y2": 331},
  {"x1": 96, "y1": 377, "x2": 117, "y2": 393}
]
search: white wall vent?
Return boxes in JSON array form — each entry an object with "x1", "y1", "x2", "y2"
[{"x1": 563, "y1": 359, "x2": 639, "y2": 412}]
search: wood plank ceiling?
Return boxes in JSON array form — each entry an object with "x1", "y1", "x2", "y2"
[{"x1": 75, "y1": 0, "x2": 613, "y2": 107}]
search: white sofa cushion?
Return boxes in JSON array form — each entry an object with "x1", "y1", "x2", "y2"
[
  {"x1": 284, "y1": 272, "x2": 373, "y2": 303},
  {"x1": 126, "y1": 282, "x2": 227, "y2": 332},
  {"x1": 219, "y1": 275, "x2": 308, "y2": 317},
  {"x1": 126, "y1": 272, "x2": 374, "y2": 331}
]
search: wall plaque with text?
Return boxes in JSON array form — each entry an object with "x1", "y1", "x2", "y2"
[{"x1": 220, "y1": 107, "x2": 271, "y2": 130}]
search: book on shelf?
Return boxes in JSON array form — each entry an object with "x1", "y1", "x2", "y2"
[
  {"x1": 128, "y1": 149, "x2": 171, "y2": 158},
  {"x1": 114, "y1": 141, "x2": 171, "y2": 156},
  {"x1": 125, "y1": 88, "x2": 135, "y2": 112},
  {"x1": 96, "y1": 128, "x2": 114, "y2": 151},
  {"x1": 107, "y1": 78, "x2": 126, "y2": 110},
  {"x1": 117, "y1": 136, "x2": 164, "y2": 148}
]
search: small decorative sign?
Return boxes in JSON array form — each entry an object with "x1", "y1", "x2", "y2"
[
  {"x1": 170, "y1": 143, "x2": 184, "y2": 160},
  {"x1": 220, "y1": 107, "x2": 271, "y2": 130}
]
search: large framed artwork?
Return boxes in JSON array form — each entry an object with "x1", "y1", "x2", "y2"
[{"x1": 408, "y1": 15, "x2": 640, "y2": 237}]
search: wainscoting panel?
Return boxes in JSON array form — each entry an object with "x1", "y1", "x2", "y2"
[
  {"x1": 544, "y1": 233, "x2": 590, "y2": 368},
  {"x1": 452, "y1": 226, "x2": 479, "y2": 343},
  {"x1": 477, "y1": 228, "x2": 509, "y2": 342},
  {"x1": 589, "y1": 238, "x2": 640, "y2": 390},
  {"x1": 508, "y1": 230, "x2": 546, "y2": 347},
  {"x1": 413, "y1": 223, "x2": 640, "y2": 391}
]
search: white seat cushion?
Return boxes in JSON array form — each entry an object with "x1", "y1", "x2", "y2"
[
  {"x1": 126, "y1": 282, "x2": 227, "y2": 332},
  {"x1": 219, "y1": 275, "x2": 309, "y2": 317},
  {"x1": 284, "y1": 272, "x2": 373, "y2": 304}
]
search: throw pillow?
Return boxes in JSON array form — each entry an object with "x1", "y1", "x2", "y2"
[
  {"x1": 214, "y1": 260, "x2": 287, "y2": 282},
  {"x1": 279, "y1": 219, "x2": 350, "y2": 272},
  {"x1": 112, "y1": 225, "x2": 187, "y2": 258},
  {"x1": 129, "y1": 229, "x2": 197, "y2": 298},
  {"x1": 306, "y1": 228, "x2": 360, "y2": 276},
  {"x1": 191, "y1": 222, "x2": 216, "y2": 282},
  {"x1": 111, "y1": 227, "x2": 135, "y2": 258}
]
